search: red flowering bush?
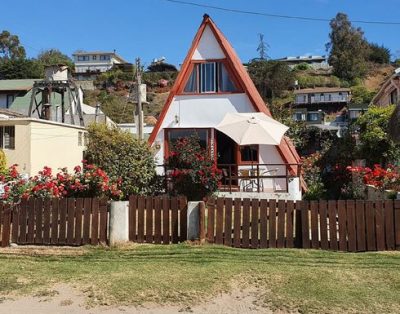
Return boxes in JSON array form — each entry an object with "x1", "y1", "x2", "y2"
[
  {"x1": 0, "y1": 162, "x2": 122, "y2": 203},
  {"x1": 347, "y1": 164, "x2": 400, "y2": 192},
  {"x1": 301, "y1": 152, "x2": 326, "y2": 200},
  {"x1": 165, "y1": 136, "x2": 222, "y2": 201}
]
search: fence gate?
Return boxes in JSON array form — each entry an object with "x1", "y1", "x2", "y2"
[
  {"x1": 1, "y1": 198, "x2": 108, "y2": 247},
  {"x1": 128, "y1": 195, "x2": 187, "y2": 244}
]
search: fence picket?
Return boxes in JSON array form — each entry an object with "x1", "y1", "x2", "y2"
[
  {"x1": 395, "y1": 200, "x2": 400, "y2": 250},
  {"x1": 300, "y1": 201, "x2": 310, "y2": 249},
  {"x1": 67, "y1": 198, "x2": 75, "y2": 245},
  {"x1": 91, "y1": 198, "x2": 99, "y2": 245},
  {"x1": 224, "y1": 198, "x2": 233, "y2": 246},
  {"x1": 137, "y1": 196, "x2": 145, "y2": 243},
  {"x1": 251, "y1": 199, "x2": 259, "y2": 249},
  {"x1": 365, "y1": 201, "x2": 376, "y2": 251},
  {"x1": 43, "y1": 199, "x2": 51, "y2": 244},
  {"x1": 347, "y1": 200, "x2": 357, "y2": 252},
  {"x1": 384, "y1": 200, "x2": 395, "y2": 250},
  {"x1": 375, "y1": 201, "x2": 385, "y2": 251},
  {"x1": 328, "y1": 200, "x2": 338, "y2": 250},
  {"x1": 207, "y1": 198, "x2": 215, "y2": 243},
  {"x1": 310, "y1": 201, "x2": 319, "y2": 249},
  {"x1": 215, "y1": 198, "x2": 224, "y2": 245},
  {"x1": 269, "y1": 200, "x2": 277, "y2": 248},
  {"x1": 277, "y1": 200, "x2": 285, "y2": 249},
  {"x1": 82, "y1": 198, "x2": 91, "y2": 245},
  {"x1": 356, "y1": 200, "x2": 366, "y2": 251},
  {"x1": 74, "y1": 198, "x2": 83, "y2": 245},
  {"x1": 18, "y1": 199, "x2": 28, "y2": 244},
  {"x1": 259, "y1": 199, "x2": 268, "y2": 248},
  {"x1": 11, "y1": 203, "x2": 19, "y2": 243},
  {"x1": 233, "y1": 198, "x2": 241, "y2": 248},
  {"x1": 286, "y1": 200, "x2": 294, "y2": 248},
  {"x1": 128, "y1": 195, "x2": 137, "y2": 242},
  {"x1": 318, "y1": 201, "x2": 328, "y2": 250},
  {"x1": 58, "y1": 198, "x2": 67, "y2": 244},
  {"x1": 1, "y1": 204, "x2": 11, "y2": 247},
  {"x1": 154, "y1": 197, "x2": 162, "y2": 244},
  {"x1": 337, "y1": 200, "x2": 347, "y2": 251},
  {"x1": 51, "y1": 198, "x2": 59, "y2": 244},
  {"x1": 171, "y1": 197, "x2": 179, "y2": 244},
  {"x1": 162, "y1": 196, "x2": 170, "y2": 244},
  {"x1": 27, "y1": 198, "x2": 35, "y2": 244},
  {"x1": 242, "y1": 198, "x2": 250, "y2": 248},
  {"x1": 145, "y1": 197, "x2": 153, "y2": 243}
]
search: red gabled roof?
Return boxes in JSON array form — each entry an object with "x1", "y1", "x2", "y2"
[{"x1": 148, "y1": 14, "x2": 304, "y2": 189}]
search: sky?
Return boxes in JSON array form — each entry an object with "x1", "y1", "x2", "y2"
[{"x1": 1, "y1": 0, "x2": 399, "y2": 68}]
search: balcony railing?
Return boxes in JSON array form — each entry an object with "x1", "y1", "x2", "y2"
[{"x1": 156, "y1": 163, "x2": 301, "y2": 194}]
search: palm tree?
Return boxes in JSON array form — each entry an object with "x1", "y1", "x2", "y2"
[{"x1": 389, "y1": 104, "x2": 400, "y2": 143}]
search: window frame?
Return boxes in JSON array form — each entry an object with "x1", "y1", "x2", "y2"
[
  {"x1": 164, "y1": 128, "x2": 212, "y2": 159},
  {"x1": 0, "y1": 125, "x2": 15, "y2": 150},
  {"x1": 180, "y1": 59, "x2": 243, "y2": 95},
  {"x1": 236, "y1": 145, "x2": 259, "y2": 165}
]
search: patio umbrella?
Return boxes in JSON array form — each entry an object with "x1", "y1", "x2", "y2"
[{"x1": 215, "y1": 112, "x2": 289, "y2": 145}]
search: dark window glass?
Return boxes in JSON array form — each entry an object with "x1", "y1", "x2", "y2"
[
  {"x1": 200, "y1": 63, "x2": 216, "y2": 93},
  {"x1": 240, "y1": 145, "x2": 258, "y2": 162},
  {"x1": 184, "y1": 65, "x2": 198, "y2": 92},
  {"x1": 1, "y1": 126, "x2": 15, "y2": 149},
  {"x1": 167, "y1": 129, "x2": 208, "y2": 151},
  {"x1": 218, "y1": 63, "x2": 237, "y2": 92}
]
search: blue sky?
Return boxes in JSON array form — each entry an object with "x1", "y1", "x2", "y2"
[{"x1": 2, "y1": 0, "x2": 399, "y2": 68}]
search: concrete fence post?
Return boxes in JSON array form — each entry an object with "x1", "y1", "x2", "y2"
[
  {"x1": 187, "y1": 201, "x2": 206, "y2": 241},
  {"x1": 109, "y1": 201, "x2": 129, "y2": 246}
]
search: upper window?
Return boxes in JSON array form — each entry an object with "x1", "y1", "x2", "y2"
[
  {"x1": 183, "y1": 62, "x2": 238, "y2": 93},
  {"x1": 100, "y1": 55, "x2": 111, "y2": 61},
  {"x1": 239, "y1": 145, "x2": 258, "y2": 163},
  {"x1": 92, "y1": 55, "x2": 97, "y2": 60},
  {"x1": 77, "y1": 55, "x2": 89, "y2": 61}
]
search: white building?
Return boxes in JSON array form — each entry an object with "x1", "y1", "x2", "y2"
[
  {"x1": 149, "y1": 15, "x2": 304, "y2": 200},
  {"x1": 72, "y1": 51, "x2": 128, "y2": 80}
]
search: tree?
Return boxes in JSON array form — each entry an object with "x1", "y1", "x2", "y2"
[
  {"x1": 0, "y1": 30, "x2": 26, "y2": 59},
  {"x1": 0, "y1": 58, "x2": 43, "y2": 79},
  {"x1": 37, "y1": 49, "x2": 74, "y2": 69},
  {"x1": 367, "y1": 43, "x2": 391, "y2": 64},
  {"x1": 147, "y1": 62, "x2": 177, "y2": 72},
  {"x1": 326, "y1": 13, "x2": 368, "y2": 81},
  {"x1": 356, "y1": 105, "x2": 400, "y2": 166},
  {"x1": 350, "y1": 85, "x2": 375, "y2": 105},
  {"x1": 85, "y1": 123, "x2": 156, "y2": 197},
  {"x1": 247, "y1": 60, "x2": 294, "y2": 99},
  {"x1": 256, "y1": 33, "x2": 269, "y2": 60}
]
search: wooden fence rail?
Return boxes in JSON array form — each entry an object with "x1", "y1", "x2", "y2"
[
  {"x1": 205, "y1": 198, "x2": 400, "y2": 251},
  {"x1": 128, "y1": 195, "x2": 187, "y2": 244},
  {"x1": 0, "y1": 197, "x2": 108, "y2": 247}
]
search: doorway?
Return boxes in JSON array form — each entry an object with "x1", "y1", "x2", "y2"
[{"x1": 216, "y1": 130, "x2": 237, "y2": 188}]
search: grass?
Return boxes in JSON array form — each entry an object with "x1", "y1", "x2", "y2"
[{"x1": 0, "y1": 244, "x2": 400, "y2": 313}]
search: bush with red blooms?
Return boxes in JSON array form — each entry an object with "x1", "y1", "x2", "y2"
[
  {"x1": 347, "y1": 164, "x2": 400, "y2": 192},
  {"x1": 0, "y1": 162, "x2": 122, "y2": 203},
  {"x1": 165, "y1": 136, "x2": 222, "y2": 201}
]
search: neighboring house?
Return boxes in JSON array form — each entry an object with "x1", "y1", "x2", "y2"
[
  {"x1": 0, "y1": 79, "x2": 36, "y2": 109},
  {"x1": 275, "y1": 55, "x2": 331, "y2": 70},
  {"x1": 72, "y1": 51, "x2": 128, "y2": 80},
  {"x1": 149, "y1": 15, "x2": 303, "y2": 200},
  {"x1": 0, "y1": 79, "x2": 114, "y2": 127},
  {"x1": 0, "y1": 109, "x2": 86, "y2": 176},
  {"x1": 292, "y1": 87, "x2": 351, "y2": 125},
  {"x1": 118, "y1": 123, "x2": 154, "y2": 140},
  {"x1": 372, "y1": 68, "x2": 400, "y2": 107}
]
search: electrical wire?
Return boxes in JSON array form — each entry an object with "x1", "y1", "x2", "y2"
[{"x1": 162, "y1": 0, "x2": 400, "y2": 26}]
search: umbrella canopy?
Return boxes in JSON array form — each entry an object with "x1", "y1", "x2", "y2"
[{"x1": 215, "y1": 112, "x2": 289, "y2": 145}]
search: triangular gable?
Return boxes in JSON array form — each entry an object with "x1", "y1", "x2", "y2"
[
  {"x1": 149, "y1": 14, "x2": 304, "y2": 188},
  {"x1": 192, "y1": 25, "x2": 225, "y2": 60}
]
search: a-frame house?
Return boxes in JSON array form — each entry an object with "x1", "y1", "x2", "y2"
[{"x1": 149, "y1": 14, "x2": 303, "y2": 200}]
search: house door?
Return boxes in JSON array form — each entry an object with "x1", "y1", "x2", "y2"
[{"x1": 216, "y1": 130, "x2": 238, "y2": 187}]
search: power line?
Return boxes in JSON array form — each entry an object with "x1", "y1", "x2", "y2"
[{"x1": 162, "y1": 0, "x2": 400, "y2": 26}]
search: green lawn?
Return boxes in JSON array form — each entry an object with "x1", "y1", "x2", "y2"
[{"x1": 0, "y1": 244, "x2": 400, "y2": 313}]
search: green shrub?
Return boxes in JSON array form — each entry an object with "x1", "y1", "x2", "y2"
[
  {"x1": 0, "y1": 149, "x2": 6, "y2": 172},
  {"x1": 85, "y1": 123, "x2": 156, "y2": 198}
]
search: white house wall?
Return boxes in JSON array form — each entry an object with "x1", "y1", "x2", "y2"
[
  {"x1": 153, "y1": 93, "x2": 286, "y2": 168},
  {"x1": 192, "y1": 25, "x2": 225, "y2": 60}
]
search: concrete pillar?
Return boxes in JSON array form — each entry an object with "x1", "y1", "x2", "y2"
[
  {"x1": 187, "y1": 201, "x2": 202, "y2": 241},
  {"x1": 109, "y1": 201, "x2": 129, "y2": 245}
]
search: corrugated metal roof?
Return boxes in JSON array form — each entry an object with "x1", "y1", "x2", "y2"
[{"x1": 0, "y1": 79, "x2": 36, "y2": 91}]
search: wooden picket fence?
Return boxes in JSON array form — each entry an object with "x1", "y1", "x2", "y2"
[
  {"x1": 128, "y1": 195, "x2": 187, "y2": 244},
  {"x1": 205, "y1": 198, "x2": 400, "y2": 251},
  {"x1": 0, "y1": 198, "x2": 108, "y2": 247}
]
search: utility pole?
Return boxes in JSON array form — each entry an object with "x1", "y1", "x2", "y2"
[{"x1": 135, "y1": 58, "x2": 144, "y2": 140}]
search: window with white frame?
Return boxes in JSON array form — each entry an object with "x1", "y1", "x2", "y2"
[{"x1": 0, "y1": 126, "x2": 15, "y2": 149}]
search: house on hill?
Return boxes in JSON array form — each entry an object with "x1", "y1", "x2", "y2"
[
  {"x1": 372, "y1": 68, "x2": 400, "y2": 108},
  {"x1": 149, "y1": 15, "x2": 303, "y2": 200}
]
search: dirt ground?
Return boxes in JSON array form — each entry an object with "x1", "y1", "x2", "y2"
[{"x1": 0, "y1": 284, "x2": 279, "y2": 314}]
